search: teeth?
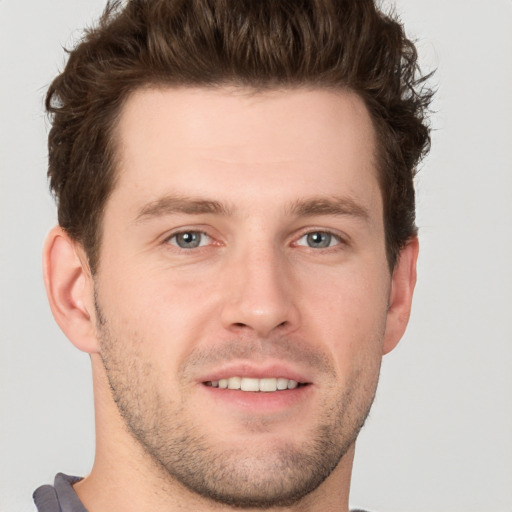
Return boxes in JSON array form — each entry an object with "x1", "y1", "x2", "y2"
[
  {"x1": 258, "y1": 378, "x2": 277, "y2": 392},
  {"x1": 241, "y1": 377, "x2": 260, "y2": 391},
  {"x1": 228, "y1": 376, "x2": 241, "y2": 389},
  {"x1": 277, "y1": 378, "x2": 289, "y2": 390},
  {"x1": 207, "y1": 377, "x2": 301, "y2": 392}
]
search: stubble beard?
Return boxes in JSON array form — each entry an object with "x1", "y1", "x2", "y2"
[{"x1": 96, "y1": 301, "x2": 381, "y2": 509}]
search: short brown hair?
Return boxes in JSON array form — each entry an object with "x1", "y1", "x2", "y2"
[{"x1": 46, "y1": 0, "x2": 433, "y2": 273}]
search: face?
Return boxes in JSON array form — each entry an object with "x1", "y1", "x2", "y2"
[{"x1": 94, "y1": 87, "x2": 397, "y2": 507}]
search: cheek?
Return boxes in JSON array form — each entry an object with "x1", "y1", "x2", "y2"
[
  {"x1": 97, "y1": 261, "x2": 223, "y2": 363},
  {"x1": 299, "y1": 262, "x2": 390, "y2": 371}
]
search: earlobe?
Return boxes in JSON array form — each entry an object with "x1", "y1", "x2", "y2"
[
  {"x1": 43, "y1": 226, "x2": 100, "y2": 354},
  {"x1": 382, "y1": 237, "x2": 419, "y2": 355}
]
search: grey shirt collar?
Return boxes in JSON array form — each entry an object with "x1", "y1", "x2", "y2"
[
  {"x1": 33, "y1": 472, "x2": 372, "y2": 512},
  {"x1": 33, "y1": 473, "x2": 87, "y2": 512}
]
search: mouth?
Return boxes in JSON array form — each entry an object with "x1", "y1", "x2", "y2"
[
  {"x1": 203, "y1": 377, "x2": 309, "y2": 392},
  {"x1": 200, "y1": 367, "x2": 313, "y2": 414}
]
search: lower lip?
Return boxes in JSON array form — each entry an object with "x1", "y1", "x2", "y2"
[{"x1": 201, "y1": 383, "x2": 313, "y2": 413}]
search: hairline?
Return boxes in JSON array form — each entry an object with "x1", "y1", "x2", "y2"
[{"x1": 82, "y1": 82, "x2": 401, "y2": 275}]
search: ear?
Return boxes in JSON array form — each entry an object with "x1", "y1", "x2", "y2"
[
  {"x1": 382, "y1": 237, "x2": 419, "y2": 355},
  {"x1": 43, "y1": 226, "x2": 100, "y2": 354}
]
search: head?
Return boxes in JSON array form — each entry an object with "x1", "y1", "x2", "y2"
[
  {"x1": 43, "y1": 1, "x2": 431, "y2": 509},
  {"x1": 46, "y1": 0, "x2": 431, "y2": 275}
]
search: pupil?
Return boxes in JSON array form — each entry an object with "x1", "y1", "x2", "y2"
[
  {"x1": 178, "y1": 232, "x2": 199, "y2": 248},
  {"x1": 308, "y1": 232, "x2": 330, "y2": 248}
]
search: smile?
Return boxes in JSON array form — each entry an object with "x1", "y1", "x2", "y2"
[{"x1": 204, "y1": 377, "x2": 305, "y2": 392}]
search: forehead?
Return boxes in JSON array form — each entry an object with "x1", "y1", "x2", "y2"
[{"x1": 111, "y1": 86, "x2": 379, "y2": 215}]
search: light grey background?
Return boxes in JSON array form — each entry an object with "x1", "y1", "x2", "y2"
[{"x1": 1, "y1": 1, "x2": 511, "y2": 511}]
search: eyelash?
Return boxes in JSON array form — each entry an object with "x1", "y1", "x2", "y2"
[
  {"x1": 164, "y1": 228, "x2": 346, "y2": 252},
  {"x1": 294, "y1": 229, "x2": 345, "y2": 250},
  {"x1": 165, "y1": 230, "x2": 213, "y2": 250}
]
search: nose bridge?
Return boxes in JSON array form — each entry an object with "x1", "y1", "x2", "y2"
[{"x1": 220, "y1": 237, "x2": 298, "y2": 336}]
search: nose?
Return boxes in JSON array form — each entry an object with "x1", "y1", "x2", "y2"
[{"x1": 220, "y1": 244, "x2": 300, "y2": 338}]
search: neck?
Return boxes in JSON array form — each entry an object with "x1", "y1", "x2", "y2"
[{"x1": 74, "y1": 356, "x2": 354, "y2": 512}]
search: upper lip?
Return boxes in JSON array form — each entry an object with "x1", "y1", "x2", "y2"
[{"x1": 198, "y1": 361, "x2": 311, "y2": 384}]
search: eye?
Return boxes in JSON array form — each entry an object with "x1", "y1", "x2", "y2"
[
  {"x1": 167, "y1": 231, "x2": 211, "y2": 249},
  {"x1": 296, "y1": 231, "x2": 340, "y2": 249}
]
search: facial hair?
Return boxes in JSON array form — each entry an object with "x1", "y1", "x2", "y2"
[{"x1": 95, "y1": 296, "x2": 382, "y2": 509}]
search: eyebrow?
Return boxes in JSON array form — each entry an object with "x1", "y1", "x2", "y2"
[
  {"x1": 135, "y1": 194, "x2": 370, "y2": 223},
  {"x1": 135, "y1": 195, "x2": 232, "y2": 222},
  {"x1": 288, "y1": 196, "x2": 370, "y2": 221}
]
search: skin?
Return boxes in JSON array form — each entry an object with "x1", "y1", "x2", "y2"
[{"x1": 43, "y1": 87, "x2": 418, "y2": 512}]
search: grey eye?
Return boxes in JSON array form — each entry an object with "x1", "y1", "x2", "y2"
[
  {"x1": 170, "y1": 231, "x2": 208, "y2": 249},
  {"x1": 306, "y1": 232, "x2": 332, "y2": 248},
  {"x1": 296, "y1": 231, "x2": 339, "y2": 249}
]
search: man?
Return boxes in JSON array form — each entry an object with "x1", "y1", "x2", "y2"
[{"x1": 34, "y1": 0, "x2": 432, "y2": 510}]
